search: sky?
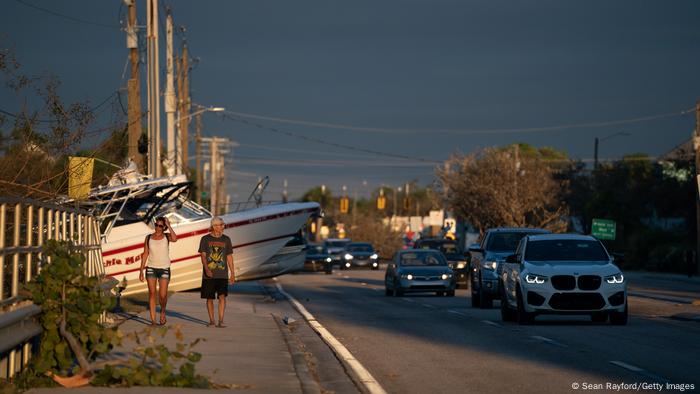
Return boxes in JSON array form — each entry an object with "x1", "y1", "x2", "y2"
[{"x1": 1, "y1": 0, "x2": 700, "y2": 200}]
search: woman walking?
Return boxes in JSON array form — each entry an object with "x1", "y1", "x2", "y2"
[{"x1": 139, "y1": 216, "x2": 178, "y2": 325}]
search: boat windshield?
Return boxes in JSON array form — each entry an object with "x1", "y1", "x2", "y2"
[{"x1": 115, "y1": 195, "x2": 210, "y2": 226}]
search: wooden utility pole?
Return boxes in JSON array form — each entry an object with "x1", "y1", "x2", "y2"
[
  {"x1": 126, "y1": 0, "x2": 143, "y2": 171},
  {"x1": 195, "y1": 112, "x2": 203, "y2": 204},
  {"x1": 146, "y1": 0, "x2": 161, "y2": 177},
  {"x1": 694, "y1": 102, "x2": 700, "y2": 276},
  {"x1": 179, "y1": 44, "x2": 190, "y2": 175},
  {"x1": 164, "y1": 8, "x2": 176, "y2": 175}
]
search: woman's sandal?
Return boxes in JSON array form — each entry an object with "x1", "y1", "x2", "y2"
[
  {"x1": 207, "y1": 321, "x2": 216, "y2": 327},
  {"x1": 216, "y1": 321, "x2": 227, "y2": 328},
  {"x1": 160, "y1": 315, "x2": 167, "y2": 326}
]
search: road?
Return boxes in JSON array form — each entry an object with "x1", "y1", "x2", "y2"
[{"x1": 277, "y1": 268, "x2": 700, "y2": 394}]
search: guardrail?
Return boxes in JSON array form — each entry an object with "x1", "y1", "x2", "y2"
[{"x1": 0, "y1": 197, "x2": 103, "y2": 379}]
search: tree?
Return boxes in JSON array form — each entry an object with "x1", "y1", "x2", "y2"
[{"x1": 437, "y1": 145, "x2": 569, "y2": 233}]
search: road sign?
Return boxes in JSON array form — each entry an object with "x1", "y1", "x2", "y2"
[
  {"x1": 340, "y1": 197, "x2": 349, "y2": 213},
  {"x1": 377, "y1": 196, "x2": 386, "y2": 210},
  {"x1": 592, "y1": 218, "x2": 616, "y2": 240}
]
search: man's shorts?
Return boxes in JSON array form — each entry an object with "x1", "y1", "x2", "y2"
[
  {"x1": 201, "y1": 278, "x2": 228, "y2": 299},
  {"x1": 145, "y1": 267, "x2": 171, "y2": 281}
]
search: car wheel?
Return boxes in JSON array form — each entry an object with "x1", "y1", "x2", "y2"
[
  {"x1": 610, "y1": 303, "x2": 628, "y2": 325},
  {"x1": 447, "y1": 290, "x2": 455, "y2": 297},
  {"x1": 324, "y1": 264, "x2": 332, "y2": 275},
  {"x1": 516, "y1": 288, "x2": 534, "y2": 325},
  {"x1": 435, "y1": 291, "x2": 445, "y2": 296},
  {"x1": 479, "y1": 280, "x2": 493, "y2": 309},
  {"x1": 500, "y1": 288, "x2": 517, "y2": 322},
  {"x1": 385, "y1": 287, "x2": 392, "y2": 296},
  {"x1": 591, "y1": 312, "x2": 608, "y2": 323}
]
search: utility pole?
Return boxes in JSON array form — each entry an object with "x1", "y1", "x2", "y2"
[
  {"x1": 694, "y1": 102, "x2": 700, "y2": 276},
  {"x1": 179, "y1": 44, "x2": 190, "y2": 175},
  {"x1": 594, "y1": 137, "x2": 599, "y2": 170},
  {"x1": 146, "y1": 0, "x2": 161, "y2": 177},
  {"x1": 195, "y1": 112, "x2": 203, "y2": 204},
  {"x1": 125, "y1": 0, "x2": 143, "y2": 171},
  {"x1": 283, "y1": 179, "x2": 288, "y2": 203},
  {"x1": 164, "y1": 8, "x2": 176, "y2": 176},
  {"x1": 209, "y1": 138, "x2": 218, "y2": 214}
]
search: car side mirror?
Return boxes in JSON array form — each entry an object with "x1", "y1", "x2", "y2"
[{"x1": 505, "y1": 254, "x2": 519, "y2": 264}]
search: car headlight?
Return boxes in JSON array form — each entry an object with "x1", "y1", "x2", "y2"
[
  {"x1": 403, "y1": 274, "x2": 413, "y2": 280},
  {"x1": 605, "y1": 273, "x2": 624, "y2": 284},
  {"x1": 370, "y1": 253, "x2": 378, "y2": 259},
  {"x1": 325, "y1": 257, "x2": 332, "y2": 263},
  {"x1": 441, "y1": 273, "x2": 452, "y2": 280},
  {"x1": 525, "y1": 274, "x2": 547, "y2": 284},
  {"x1": 456, "y1": 261, "x2": 466, "y2": 269},
  {"x1": 344, "y1": 253, "x2": 353, "y2": 260},
  {"x1": 482, "y1": 261, "x2": 497, "y2": 270}
]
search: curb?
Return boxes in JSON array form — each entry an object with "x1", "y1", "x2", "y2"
[
  {"x1": 275, "y1": 283, "x2": 388, "y2": 394},
  {"x1": 272, "y1": 314, "x2": 322, "y2": 394},
  {"x1": 669, "y1": 313, "x2": 700, "y2": 323}
]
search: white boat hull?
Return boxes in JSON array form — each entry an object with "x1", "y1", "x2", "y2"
[{"x1": 102, "y1": 202, "x2": 318, "y2": 295}]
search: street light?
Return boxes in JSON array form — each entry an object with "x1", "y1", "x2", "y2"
[
  {"x1": 594, "y1": 132, "x2": 630, "y2": 170},
  {"x1": 186, "y1": 105, "x2": 225, "y2": 203}
]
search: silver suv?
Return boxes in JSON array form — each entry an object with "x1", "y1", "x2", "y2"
[{"x1": 469, "y1": 227, "x2": 550, "y2": 308}]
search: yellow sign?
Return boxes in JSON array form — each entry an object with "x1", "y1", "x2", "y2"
[
  {"x1": 377, "y1": 196, "x2": 386, "y2": 210},
  {"x1": 68, "y1": 156, "x2": 94, "y2": 199},
  {"x1": 340, "y1": 197, "x2": 349, "y2": 213}
]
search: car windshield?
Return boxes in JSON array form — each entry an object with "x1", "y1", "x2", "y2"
[
  {"x1": 419, "y1": 242, "x2": 460, "y2": 255},
  {"x1": 400, "y1": 252, "x2": 447, "y2": 266},
  {"x1": 524, "y1": 240, "x2": 609, "y2": 261},
  {"x1": 486, "y1": 231, "x2": 544, "y2": 252},
  {"x1": 326, "y1": 241, "x2": 349, "y2": 248},
  {"x1": 309, "y1": 245, "x2": 327, "y2": 254},
  {"x1": 347, "y1": 244, "x2": 373, "y2": 252}
]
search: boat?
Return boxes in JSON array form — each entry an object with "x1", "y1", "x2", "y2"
[{"x1": 69, "y1": 163, "x2": 319, "y2": 295}]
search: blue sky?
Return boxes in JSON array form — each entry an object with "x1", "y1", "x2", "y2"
[{"x1": 1, "y1": 0, "x2": 699, "y2": 199}]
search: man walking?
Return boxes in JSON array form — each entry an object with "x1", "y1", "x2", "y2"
[{"x1": 198, "y1": 217, "x2": 235, "y2": 327}]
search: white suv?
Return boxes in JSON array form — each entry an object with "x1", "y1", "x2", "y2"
[{"x1": 500, "y1": 234, "x2": 627, "y2": 325}]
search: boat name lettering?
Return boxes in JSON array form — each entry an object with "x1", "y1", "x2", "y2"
[{"x1": 103, "y1": 254, "x2": 141, "y2": 267}]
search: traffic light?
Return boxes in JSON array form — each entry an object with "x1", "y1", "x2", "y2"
[
  {"x1": 340, "y1": 197, "x2": 349, "y2": 213},
  {"x1": 377, "y1": 196, "x2": 386, "y2": 210}
]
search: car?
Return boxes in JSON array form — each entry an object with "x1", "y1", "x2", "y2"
[
  {"x1": 469, "y1": 227, "x2": 550, "y2": 308},
  {"x1": 500, "y1": 234, "x2": 628, "y2": 325},
  {"x1": 414, "y1": 238, "x2": 469, "y2": 288},
  {"x1": 324, "y1": 238, "x2": 352, "y2": 266},
  {"x1": 340, "y1": 242, "x2": 379, "y2": 270},
  {"x1": 304, "y1": 243, "x2": 333, "y2": 274},
  {"x1": 384, "y1": 249, "x2": 456, "y2": 297}
]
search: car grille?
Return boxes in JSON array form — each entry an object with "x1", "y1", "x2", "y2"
[
  {"x1": 413, "y1": 275, "x2": 442, "y2": 281},
  {"x1": 578, "y1": 275, "x2": 601, "y2": 290},
  {"x1": 551, "y1": 275, "x2": 576, "y2": 290},
  {"x1": 549, "y1": 293, "x2": 605, "y2": 310}
]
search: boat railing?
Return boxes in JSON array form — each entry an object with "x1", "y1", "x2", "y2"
[
  {"x1": 226, "y1": 200, "x2": 281, "y2": 213},
  {"x1": 0, "y1": 197, "x2": 103, "y2": 379}
]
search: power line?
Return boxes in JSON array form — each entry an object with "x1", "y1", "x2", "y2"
[
  {"x1": 223, "y1": 107, "x2": 694, "y2": 136},
  {"x1": 14, "y1": 0, "x2": 121, "y2": 29},
  {"x1": 221, "y1": 113, "x2": 441, "y2": 164},
  {"x1": 0, "y1": 91, "x2": 119, "y2": 123}
]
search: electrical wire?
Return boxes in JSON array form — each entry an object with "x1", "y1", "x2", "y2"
[
  {"x1": 221, "y1": 113, "x2": 441, "y2": 164},
  {"x1": 223, "y1": 107, "x2": 694, "y2": 136},
  {"x1": 14, "y1": 0, "x2": 121, "y2": 29}
]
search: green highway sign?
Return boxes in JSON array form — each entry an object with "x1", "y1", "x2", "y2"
[{"x1": 592, "y1": 218, "x2": 616, "y2": 240}]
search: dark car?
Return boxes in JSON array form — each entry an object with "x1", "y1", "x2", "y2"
[
  {"x1": 340, "y1": 242, "x2": 379, "y2": 270},
  {"x1": 414, "y1": 238, "x2": 469, "y2": 288},
  {"x1": 384, "y1": 250, "x2": 456, "y2": 297},
  {"x1": 324, "y1": 238, "x2": 352, "y2": 266},
  {"x1": 469, "y1": 227, "x2": 550, "y2": 308},
  {"x1": 304, "y1": 243, "x2": 333, "y2": 274}
]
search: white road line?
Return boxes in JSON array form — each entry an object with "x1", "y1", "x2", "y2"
[
  {"x1": 448, "y1": 310, "x2": 468, "y2": 317},
  {"x1": 481, "y1": 320, "x2": 503, "y2": 328},
  {"x1": 361, "y1": 282, "x2": 368, "y2": 286},
  {"x1": 609, "y1": 361, "x2": 671, "y2": 384},
  {"x1": 530, "y1": 335, "x2": 567, "y2": 348},
  {"x1": 609, "y1": 360, "x2": 644, "y2": 372},
  {"x1": 276, "y1": 283, "x2": 388, "y2": 394},
  {"x1": 343, "y1": 275, "x2": 350, "y2": 279}
]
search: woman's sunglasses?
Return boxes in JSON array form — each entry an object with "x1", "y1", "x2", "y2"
[{"x1": 155, "y1": 224, "x2": 166, "y2": 228}]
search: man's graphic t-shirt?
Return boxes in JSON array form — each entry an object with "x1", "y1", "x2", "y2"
[{"x1": 198, "y1": 234, "x2": 233, "y2": 279}]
